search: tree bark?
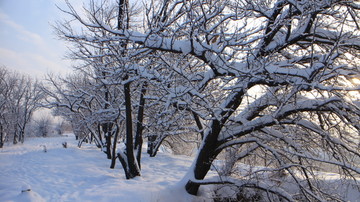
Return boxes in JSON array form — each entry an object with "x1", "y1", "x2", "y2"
[
  {"x1": 13, "y1": 125, "x2": 18, "y2": 144},
  {"x1": 103, "y1": 122, "x2": 112, "y2": 159},
  {"x1": 117, "y1": 0, "x2": 140, "y2": 179},
  {"x1": 134, "y1": 82, "x2": 147, "y2": 169},
  {"x1": 0, "y1": 124, "x2": 3, "y2": 148},
  {"x1": 192, "y1": 111, "x2": 204, "y2": 140},
  {"x1": 124, "y1": 82, "x2": 140, "y2": 178},
  {"x1": 185, "y1": 120, "x2": 222, "y2": 195},
  {"x1": 185, "y1": 91, "x2": 244, "y2": 195},
  {"x1": 147, "y1": 134, "x2": 168, "y2": 157},
  {"x1": 110, "y1": 124, "x2": 120, "y2": 169},
  {"x1": 147, "y1": 135, "x2": 157, "y2": 156}
]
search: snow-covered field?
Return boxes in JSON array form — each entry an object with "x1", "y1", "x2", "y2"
[
  {"x1": 1, "y1": 134, "x2": 360, "y2": 201},
  {"x1": 0, "y1": 134, "x2": 208, "y2": 202}
]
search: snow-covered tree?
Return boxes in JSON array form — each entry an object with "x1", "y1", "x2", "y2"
[
  {"x1": 43, "y1": 73, "x2": 116, "y2": 149},
  {"x1": 0, "y1": 67, "x2": 8, "y2": 148},
  {"x1": 57, "y1": 0, "x2": 360, "y2": 199},
  {"x1": 51, "y1": 0, "x2": 151, "y2": 178},
  {"x1": 133, "y1": 1, "x2": 360, "y2": 199},
  {"x1": 0, "y1": 66, "x2": 45, "y2": 147},
  {"x1": 54, "y1": 120, "x2": 66, "y2": 135},
  {"x1": 142, "y1": 1, "x2": 360, "y2": 199},
  {"x1": 34, "y1": 116, "x2": 52, "y2": 137}
]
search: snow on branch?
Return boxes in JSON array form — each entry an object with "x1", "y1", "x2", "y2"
[
  {"x1": 188, "y1": 177, "x2": 293, "y2": 201},
  {"x1": 220, "y1": 97, "x2": 342, "y2": 141}
]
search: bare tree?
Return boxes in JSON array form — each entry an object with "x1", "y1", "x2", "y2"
[
  {"x1": 43, "y1": 73, "x2": 111, "y2": 147},
  {"x1": 0, "y1": 67, "x2": 9, "y2": 148},
  {"x1": 132, "y1": 1, "x2": 360, "y2": 199},
  {"x1": 56, "y1": 0, "x2": 360, "y2": 200},
  {"x1": 0, "y1": 66, "x2": 45, "y2": 146},
  {"x1": 54, "y1": 120, "x2": 66, "y2": 135},
  {"x1": 34, "y1": 116, "x2": 52, "y2": 137},
  {"x1": 51, "y1": 0, "x2": 148, "y2": 178}
]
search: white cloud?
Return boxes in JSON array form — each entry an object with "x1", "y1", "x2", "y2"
[
  {"x1": 0, "y1": 47, "x2": 71, "y2": 77},
  {"x1": 0, "y1": 11, "x2": 47, "y2": 50},
  {"x1": 0, "y1": 11, "x2": 72, "y2": 77},
  {"x1": 0, "y1": 48, "x2": 42, "y2": 75}
]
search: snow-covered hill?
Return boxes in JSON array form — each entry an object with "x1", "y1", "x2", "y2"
[{"x1": 0, "y1": 134, "x2": 208, "y2": 202}]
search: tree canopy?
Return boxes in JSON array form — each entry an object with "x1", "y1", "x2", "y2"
[{"x1": 50, "y1": 0, "x2": 360, "y2": 200}]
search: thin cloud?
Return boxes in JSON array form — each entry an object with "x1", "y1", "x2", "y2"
[
  {"x1": 0, "y1": 11, "x2": 47, "y2": 51},
  {"x1": 0, "y1": 47, "x2": 71, "y2": 77},
  {"x1": 0, "y1": 10, "x2": 71, "y2": 77}
]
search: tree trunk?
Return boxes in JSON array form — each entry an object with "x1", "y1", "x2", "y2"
[
  {"x1": 185, "y1": 90, "x2": 245, "y2": 194},
  {"x1": 192, "y1": 111, "x2": 204, "y2": 140},
  {"x1": 124, "y1": 82, "x2": 140, "y2": 178},
  {"x1": 134, "y1": 82, "x2": 147, "y2": 169},
  {"x1": 185, "y1": 120, "x2": 222, "y2": 195},
  {"x1": 110, "y1": 124, "x2": 120, "y2": 169},
  {"x1": 18, "y1": 123, "x2": 26, "y2": 144},
  {"x1": 13, "y1": 127, "x2": 18, "y2": 145},
  {"x1": 147, "y1": 135, "x2": 157, "y2": 156},
  {"x1": 147, "y1": 135, "x2": 167, "y2": 157},
  {"x1": 104, "y1": 122, "x2": 112, "y2": 159},
  {"x1": 105, "y1": 132, "x2": 111, "y2": 159},
  {"x1": 19, "y1": 130, "x2": 24, "y2": 144},
  {"x1": 117, "y1": 151, "x2": 130, "y2": 179},
  {"x1": 0, "y1": 124, "x2": 3, "y2": 148},
  {"x1": 105, "y1": 136, "x2": 112, "y2": 159}
]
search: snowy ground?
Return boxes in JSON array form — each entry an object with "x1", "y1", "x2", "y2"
[
  {"x1": 1, "y1": 134, "x2": 360, "y2": 201},
  {"x1": 0, "y1": 134, "x2": 209, "y2": 202}
]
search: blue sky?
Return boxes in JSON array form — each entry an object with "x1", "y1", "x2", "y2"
[{"x1": 0, "y1": 0, "x2": 81, "y2": 78}]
